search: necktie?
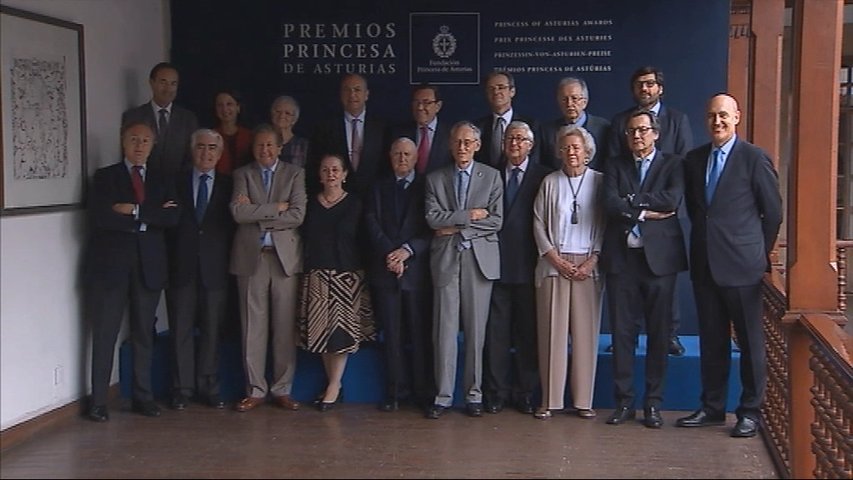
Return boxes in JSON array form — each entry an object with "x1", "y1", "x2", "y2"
[
  {"x1": 196, "y1": 174, "x2": 209, "y2": 223},
  {"x1": 131, "y1": 166, "x2": 145, "y2": 204},
  {"x1": 350, "y1": 118, "x2": 361, "y2": 171},
  {"x1": 158, "y1": 108, "x2": 168, "y2": 136},
  {"x1": 631, "y1": 159, "x2": 648, "y2": 239},
  {"x1": 491, "y1": 117, "x2": 505, "y2": 166},
  {"x1": 506, "y1": 167, "x2": 520, "y2": 206},
  {"x1": 417, "y1": 126, "x2": 430, "y2": 174},
  {"x1": 262, "y1": 168, "x2": 272, "y2": 194},
  {"x1": 456, "y1": 170, "x2": 468, "y2": 209},
  {"x1": 706, "y1": 149, "x2": 723, "y2": 204}
]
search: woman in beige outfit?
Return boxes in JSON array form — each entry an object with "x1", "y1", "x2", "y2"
[{"x1": 532, "y1": 125, "x2": 605, "y2": 419}]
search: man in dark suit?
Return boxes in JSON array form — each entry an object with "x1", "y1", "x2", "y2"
[
  {"x1": 676, "y1": 94, "x2": 782, "y2": 438},
  {"x1": 424, "y1": 121, "x2": 503, "y2": 419},
  {"x1": 606, "y1": 66, "x2": 694, "y2": 357},
  {"x1": 309, "y1": 73, "x2": 389, "y2": 196},
  {"x1": 121, "y1": 62, "x2": 198, "y2": 178},
  {"x1": 474, "y1": 71, "x2": 540, "y2": 167},
  {"x1": 230, "y1": 124, "x2": 307, "y2": 413},
  {"x1": 85, "y1": 122, "x2": 180, "y2": 422},
  {"x1": 483, "y1": 121, "x2": 551, "y2": 415},
  {"x1": 600, "y1": 111, "x2": 688, "y2": 429},
  {"x1": 540, "y1": 77, "x2": 610, "y2": 171},
  {"x1": 390, "y1": 84, "x2": 452, "y2": 175},
  {"x1": 164, "y1": 129, "x2": 235, "y2": 410},
  {"x1": 365, "y1": 137, "x2": 434, "y2": 412}
]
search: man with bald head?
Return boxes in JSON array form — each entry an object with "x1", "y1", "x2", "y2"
[
  {"x1": 165, "y1": 129, "x2": 235, "y2": 410},
  {"x1": 676, "y1": 94, "x2": 782, "y2": 438},
  {"x1": 365, "y1": 137, "x2": 434, "y2": 412}
]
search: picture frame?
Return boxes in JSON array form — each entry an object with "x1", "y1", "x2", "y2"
[{"x1": 0, "y1": 6, "x2": 86, "y2": 216}]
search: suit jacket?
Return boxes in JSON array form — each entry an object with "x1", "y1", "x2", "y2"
[
  {"x1": 229, "y1": 162, "x2": 307, "y2": 277},
  {"x1": 607, "y1": 104, "x2": 693, "y2": 162},
  {"x1": 84, "y1": 162, "x2": 180, "y2": 289},
  {"x1": 498, "y1": 161, "x2": 552, "y2": 284},
  {"x1": 364, "y1": 173, "x2": 432, "y2": 291},
  {"x1": 683, "y1": 139, "x2": 782, "y2": 287},
  {"x1": 309, "y1": 112, "x2": 389, "y2": 196},
  {"x1": 600, "y1": 150, "x2": 688, "y2": 277},
  {"x1": 121, "y1": 103, "x2": 199, "y2": 178},
  {"x1": 425, "y1": 162, "x2": 504, "y2": 287},
  {"x1": 166, "y1": 172, "x2": 235, "y2": 290},
  {"x1": 390, "y1": 120, "x2": 452, "y2": 174},
  {"x1": 540, "y1": 114, "x2": 611, "y2": 171},
  {"x1": 474, "y1": 112, "x2": 541, "y2": 167}
]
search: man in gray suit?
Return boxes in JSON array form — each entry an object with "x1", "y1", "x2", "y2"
[
  {"x1": 424, "y1": 121, "x2": 503, "y2": 419},
  {"x1": 229, "y1": 124, "x2": 307, "y2": 413},
  {"x1": 121, "y1": 62, "x2": 198, "y2": 178}
]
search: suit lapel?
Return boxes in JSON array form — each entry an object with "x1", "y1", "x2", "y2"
[{"x1": 639, "y1": 151, "x2": 664, "y2": 193}]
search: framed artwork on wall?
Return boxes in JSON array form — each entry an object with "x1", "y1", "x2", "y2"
[{"x1": 0, "y1": 6, "x2": 86, "y2": 216}]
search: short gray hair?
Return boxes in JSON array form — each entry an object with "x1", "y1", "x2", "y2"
[
  {"x1": 556, "y1": 125, "x2": 596, "y2": 161},
  {"x1": 190, "y1": 128, "x2": 223, "y2": 148}
]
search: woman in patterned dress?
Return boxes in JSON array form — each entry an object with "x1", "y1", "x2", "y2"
[{"x1": 298, "y1": 154, "x2": 374, "y2": 411}]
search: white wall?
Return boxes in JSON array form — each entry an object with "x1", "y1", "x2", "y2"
[{"x1": 1, "y1": 0, "x2": 169, "y2": 430}]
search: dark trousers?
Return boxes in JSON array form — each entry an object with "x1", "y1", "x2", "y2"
[
  {"x1": 483, "y1": 282, "x2": 539, "y2": 404},
  {"x1": 607, "y1": 249, "x2": 675, "y2": 408},
  {"x1": 693, "y1": 278, "x2": 765, "y2": 420},
  {"x1": 373, "y1": 284, "x2": 433, "y2": 405},
  {"x1": 89, "y1": 261, "x2": 160, "y2": 406},
  {"x1": 165, "y1": 271, "x2": 228, "y2": 398}
]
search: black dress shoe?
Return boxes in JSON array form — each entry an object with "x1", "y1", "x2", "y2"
[
  {"x1": 466, "y1": 402, "x2": 484, "y2": 417},
  {"x1": 425, "y1": 404, "x2": 446, "y2": 419},
  {"x1": 515, "y1": 396, "x2": 534, "y2": 415},
  {"x1": 170, "y1": 394, "x2": 188, "y2": 410},
  {"x1": 207, "y1": 395, "x2": 225, "y2": 409},
  {"x1": 132, "y1": 400, "x2": 161, "y2": 417},
  {"x1": 675, "y1": 409, "x2": 726, "y2": 427},
  {"x1": 669, "y1": 336, "x2": 686, "y2": 356},
  {"x1": 643, "y1": 406, "x2": 663, "y2": 428},
  {"x1": 485, "y1": 399, "x2": 504, "y2": 414},
  {"x1": 87, "y1": 405, "x2": 109, "y2": 422},
  {"x1": 606, "y1": 406, "x2": 636, "y2": 425},
  {"x1": 731, "y1": 417, "x2": 759, "y2": 438},
  {"x1": 378, "y1": 397, "x2": 398, "y2": 412}
]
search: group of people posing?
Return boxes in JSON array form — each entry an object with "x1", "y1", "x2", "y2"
[{"x1": 85, "y1": 62, "x2": 782, "y2": 441}]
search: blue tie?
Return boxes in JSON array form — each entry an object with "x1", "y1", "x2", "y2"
[
  {"x1": 195, "y1": 173, "x2": 209, "y2": 223},
  {"x1": 631, "y1": 159, "x2": 647, "y2": 239},
  {"x1": 263, "y1": 168, "x2": 272, "y2": 194},
  {"x1": 706, "y1": 149, "x2": 723, "y2": 204},
  {"x1": 506, "y1": 167, "x2": 520, "y2": 206},
  {"x1": 456, "y1": 170, "x2": 468, "y2": 209}
]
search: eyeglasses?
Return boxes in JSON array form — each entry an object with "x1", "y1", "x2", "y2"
[
  {"x1": 412, "y1": 100, "x2": 439, "y2": 107},
  {"x1": 488, "y1": 84, "x2": 511, "y2": 92},
  {"x1": 505, "y1": 136, "x2": 531, "y2": 144},
  {"x1": 559, "y1": 145, "x2": 584, "y2": 153},
  {"x1": 633, "y1": 80, "x2": 658, "y2": 89},
  {"x1": 454, "y1": 139, "x2": 479, "y2": 148},
  {"x1": 625, "y1": 126, "x2": 654, "y2": 136}
]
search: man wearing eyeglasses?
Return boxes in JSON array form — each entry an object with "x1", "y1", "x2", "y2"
[
  {"x1": 474, "y1": 71, "x2": 541, "y2": 168},
  {"x1": 605, "y1": 66, "x2": 694, "y2": 357},
  {"x1": 390, "y1": 84, "x2": 452, "y2": 175},
  {"x1": 541, "y1": 77, "x2": 611, "y2": 171},
  {"x1": 424, "y1": 121, "x2": 503, "y2": 419},
  {"x1": 483, "y1": 121, "x2": 552, "y2": 415},
  {"x1": 600, "y1": 110, "x2": 687, "y2": 429}
]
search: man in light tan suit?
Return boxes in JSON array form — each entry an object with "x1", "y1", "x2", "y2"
[{"x1": 230, "y1": 124, "x2": 307, "y2": 412}]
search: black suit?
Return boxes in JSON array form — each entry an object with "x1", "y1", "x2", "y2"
[
  {"x1": 484, "y1": 160, "x2": 551, "y2": 408},
  {"x1": 365, "y1": 173, "x2": 434, "y2": 406},
  {"x1": 475, "y1": 112, "x2": 541, "y2": 167},
  {"x1": 121, "y1": 103, "x2": 199, "y2": 177},
  {"x1": 540, "y1": 114, "x2": 611, "y2": 171},
  {"x1": 165, "y1": 171, "x2": 235, "y2": 400},
  {"x1": 683, "y1": 138, "x2": 782, "y2": 420},
  {"x1": 601, "y1": 150, "x2": 687, "y2": 408},
  {"x1": 390, "y1": 120, "x2": 452, "y2": 174},
  {"x1": 309, "y1": 113, "x2": 389, "y2": 196},
  {"x1": 85, "y1": 162, "x2": 179, "y2": 406}
]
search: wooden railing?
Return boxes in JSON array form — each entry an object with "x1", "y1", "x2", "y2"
[
  {"x1": 761, "y1": 272, "x2": 852, "y2": 479},
  {"x1": 837, "y1": 240, "x2": 853, "y2": 314}
]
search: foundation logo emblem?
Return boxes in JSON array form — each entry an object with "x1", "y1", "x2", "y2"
[{"x1": 432, "y1": 26, "x2": 457, "y2": 58}]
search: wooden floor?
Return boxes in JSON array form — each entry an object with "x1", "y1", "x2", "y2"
[{"x1": 0, "y1": 400, "x2": 778, "y2": 479}]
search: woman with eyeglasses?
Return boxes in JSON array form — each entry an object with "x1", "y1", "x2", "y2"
[{"x1": 531, "y1": 125, "x2": 605, "y2": 420}]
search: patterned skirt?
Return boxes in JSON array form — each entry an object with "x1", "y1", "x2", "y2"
[{"x1": 298, "y1": 269, "x2": 375, "y2": 354}]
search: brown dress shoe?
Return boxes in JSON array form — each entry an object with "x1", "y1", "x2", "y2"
[
  {"x1": 273, "y1": 395, "x2": 301, "y2": 411},
  {"x1": 235, "y1": 396, "x2": 265, "y2": 412}
]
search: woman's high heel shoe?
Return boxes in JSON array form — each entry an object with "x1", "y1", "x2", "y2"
[{"x1": 316, "y1": 389, "x2": 344, "y2": 412}]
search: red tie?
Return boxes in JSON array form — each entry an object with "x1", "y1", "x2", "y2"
[
  {"x1": 131, "y1": 166, "x2": 145, "y2": 204},
  {"x1": 417, "y1": 126, "x2": 430, "y2": 174}
]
